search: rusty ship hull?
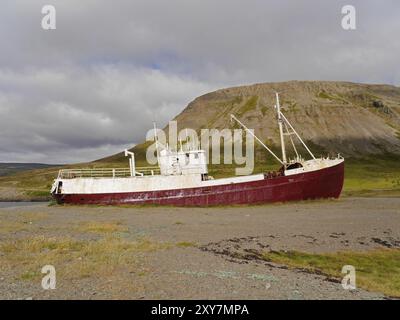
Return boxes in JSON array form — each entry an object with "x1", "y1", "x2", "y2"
[{"x1": 53, "y1": 161, "x2": 344, "y2": 206}]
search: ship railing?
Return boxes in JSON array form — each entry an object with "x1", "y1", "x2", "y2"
[
  {"x1": 135, "y1": 166, "x2": 161, "y2": 176},
  {"x1": 58, "y1": 167, "x2": 160, "y2": 179}
]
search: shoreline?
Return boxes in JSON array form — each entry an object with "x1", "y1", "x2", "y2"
[
  {"x1": 1, "y1": 197, "x2": 398, "y2": 299},
  {"x1": 0, "y1": 199, "x2": 49, "y2": 203},
  {"x1": 1, "y1": 190, "x2": 400, "y2": 204}
]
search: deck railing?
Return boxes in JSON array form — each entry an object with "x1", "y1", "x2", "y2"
[{"x1": 58, "y1": 167, "x2": 160, "y2": 179}]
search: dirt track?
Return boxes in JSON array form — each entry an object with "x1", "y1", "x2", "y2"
[{"x1": 0, "y1": 197, "x2": 399, "y2": 299}]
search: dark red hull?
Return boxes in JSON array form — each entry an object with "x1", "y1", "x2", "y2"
[{"x1": 53, "y1": 162, "x2": 344, "y2": 206}]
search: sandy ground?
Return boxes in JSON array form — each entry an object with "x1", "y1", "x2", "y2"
[{"x1": 0, "y1": 197, "x2": 399, "y2": 300}]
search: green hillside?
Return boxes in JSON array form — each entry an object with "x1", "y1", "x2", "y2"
[{"x1": 1, "y1": 81, "x2": 400, "y2": 201}]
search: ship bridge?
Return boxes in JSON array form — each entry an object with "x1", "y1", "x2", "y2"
[{"x1": 159, "y1": 148, "x2": 208, "y2": 176}]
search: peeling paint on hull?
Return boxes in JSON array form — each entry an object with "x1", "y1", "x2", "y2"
[{"x1": 53, "y1": 162, "x2": 344, "y2": 206}]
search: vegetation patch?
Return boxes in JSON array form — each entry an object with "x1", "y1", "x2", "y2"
[
  {"x1": 317, "y1": 91, "x2": 334, "y2": 100},
  {"x1": 77, "y1": 221, "x2": 128, "y2": 234},
  {"x1": 21, "y1": 212, "x2": 49, "y2": 222},
  {"x1": 237, "y1": 96, "x2": 259, "y2": 116},
  {"x1": 317, "y1": 91, "x2": 348, "y2": 104},
  {"x1": 0, "y1": 235, "x2": 169, "y2": 281},
  {"x1": 0, "y1": 220, "x2": 30, "y2": 233},
  {"x1": 26, "y1": 190, "x2": 51, "y2": 199},
  {"x1": 176, "y1": 241, "x2": 197, "y2": 248},
  {"x1": 262, "y1": 249, "x2": 400, "y2": 297},
  {"x1": 260, "y1": 105, "x2": 268, "y2": 116},
  {"x1": 343, "y1": 154, "x2": 400, "y2": 196}
]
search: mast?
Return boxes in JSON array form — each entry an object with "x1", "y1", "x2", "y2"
[
  {"x1": 275, "y1": 92, "x2": 287, "y2": 165},
  {"x1": 279, "y1": 112, "x2": 316, "y2": 160},
  {"x1": 284, "y1": 121, "x2": 299, "y2": 159}
]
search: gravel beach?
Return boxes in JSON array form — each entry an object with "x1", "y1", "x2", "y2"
[{"x1": 0, "y1": 197, "x2": 399, "y2": 300}]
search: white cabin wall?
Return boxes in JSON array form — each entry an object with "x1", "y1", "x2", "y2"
[
  {"x1": 61, "y1": 174, "x2": 203, "y2": 194},
  {"x1": 59, "y1": 172, "x2": 266, "y2": 194}
]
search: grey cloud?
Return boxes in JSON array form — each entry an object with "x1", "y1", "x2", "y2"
[
  {"x1": 0, "y1": 66, "x2": 218, "y2": 163},
  {"x1": 0, "y1": 0, "x2": 399, "y2": 163}
]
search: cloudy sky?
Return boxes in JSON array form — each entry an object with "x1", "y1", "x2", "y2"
[{"x1": 1, "y1": 0, "x2": 399, "y2": 164}]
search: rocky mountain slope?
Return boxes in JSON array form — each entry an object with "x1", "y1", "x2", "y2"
[
  {"x1": 103, "y1": 81, "x2": 400, "y2": 164},
  {"x1": 170, "y1": 81, "x2": 400, "y2": 155}
]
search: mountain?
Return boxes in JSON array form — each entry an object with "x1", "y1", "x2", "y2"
[
  {"x1": 103, "y1": 81, "x2": 400, "y2": 164},
  {"x1": 1, "y1": 80, "x2": 400, "y2": 201},
  {"x1": 0, "y1": 163, "x2": 60, "y2": 177}
]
